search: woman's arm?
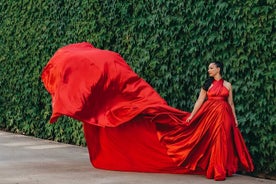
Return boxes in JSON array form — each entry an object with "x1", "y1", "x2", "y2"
[
  {"x1": 186, "y1": 88, "x2": 207, "y2": 123},
  {"x1": 227, "y1": 84, "x2": 239, "y2": 127}
]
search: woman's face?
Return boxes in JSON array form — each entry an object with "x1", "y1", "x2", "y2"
[{"x1": 208, "y1": 63, "x2": 220, "y2": 77}]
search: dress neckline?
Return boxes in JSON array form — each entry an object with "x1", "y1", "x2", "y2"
[{"x1": 213, "y1": 78, "x2": 223, "y2": 85}]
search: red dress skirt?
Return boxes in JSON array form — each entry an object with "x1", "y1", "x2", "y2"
[{"x1": 41, "y1": 42, "x2": 254, "y2": 180}]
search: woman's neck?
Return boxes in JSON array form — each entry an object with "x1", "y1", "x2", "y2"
[{"x1": 213, "y1": 75, "x2": 222, "y2": 81}]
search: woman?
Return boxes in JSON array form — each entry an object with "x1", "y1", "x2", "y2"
[
  {"x1": 181, "y1": 62, "x2": 249, "y2": 180},
  {"x1": 41, "y1": 42, "x2": 254, "y2": 181}
]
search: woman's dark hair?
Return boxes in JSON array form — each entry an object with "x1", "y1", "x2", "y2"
[
  {"x1": 214, "y1": 61, "x2": 223, "y2": 75},
  {"x1": 202, "y1": 62, "x2": 223, "y2": 91},
  {"x1": 202, "y1": 77, "x2": 214, "y2": 91}
]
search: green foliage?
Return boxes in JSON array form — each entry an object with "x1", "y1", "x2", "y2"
[{"x1": 0, "y1": 0, "x2": 275, "y2": 175}]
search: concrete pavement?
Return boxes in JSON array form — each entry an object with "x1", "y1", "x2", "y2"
[{"x1": 0, "y1": 130, "x2": 275, "y2": 184}]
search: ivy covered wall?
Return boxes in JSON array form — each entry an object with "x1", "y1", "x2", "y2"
[{"x1": 0, "y1": 0, "x2": 275, "y2": 176}]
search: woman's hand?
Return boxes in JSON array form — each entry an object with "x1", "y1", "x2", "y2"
[{"x1": 186, "y1": 115, "x2": 193, "y2": 123}]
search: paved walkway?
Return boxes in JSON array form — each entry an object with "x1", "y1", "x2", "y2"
[{"x1": 0, "y1": 131, "x2": 275, "y2": 184}]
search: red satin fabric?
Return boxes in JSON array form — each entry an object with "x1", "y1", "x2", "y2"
[
  {"x1": 156, "y1": 79, "x2": 254, "y2": 180},
  {"x1": 41, "y1": 42, "x2": 254, "y2": 180}
]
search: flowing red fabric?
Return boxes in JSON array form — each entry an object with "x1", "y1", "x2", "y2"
[{"x1": 41, "y1": 42, "x2": 254, "y2": 180}]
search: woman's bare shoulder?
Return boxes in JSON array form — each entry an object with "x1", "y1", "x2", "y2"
[{"x1": 223, "y1": 80, "x2": 232, "y2": 90}]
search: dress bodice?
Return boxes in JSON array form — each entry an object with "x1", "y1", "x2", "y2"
[{"x1": 207, "y1": 79, "x2": 229, "y2": 100}]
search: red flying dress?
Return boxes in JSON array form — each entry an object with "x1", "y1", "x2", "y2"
[{"x1": 41, "y1": 42, "x2": 254, "y2": 180}]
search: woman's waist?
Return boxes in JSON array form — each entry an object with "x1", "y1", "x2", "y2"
[{"x1": 207, "y1": 96, "x2": 227, "y2": 101}]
